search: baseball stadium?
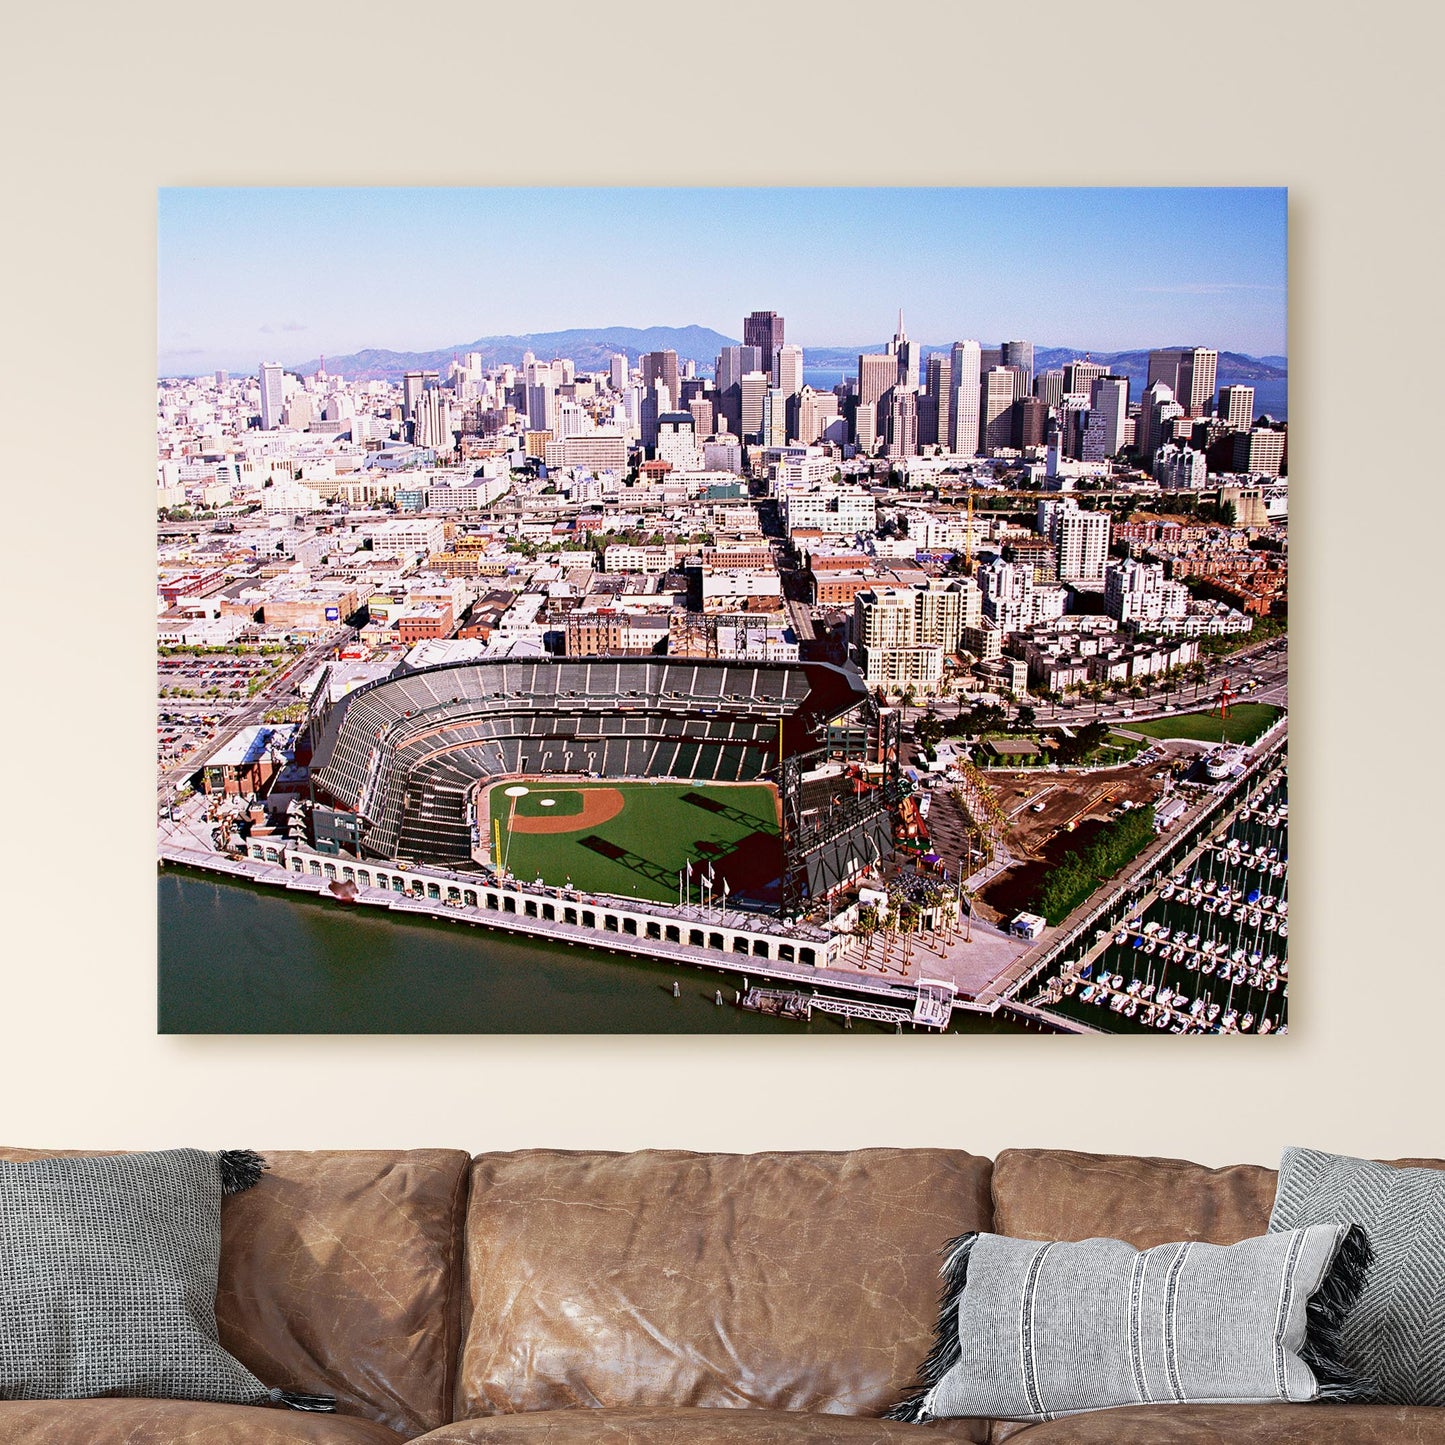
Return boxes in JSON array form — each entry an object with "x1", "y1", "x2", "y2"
[{"x1": 306, "y1": 659, "x2": 901, "y2": 918}]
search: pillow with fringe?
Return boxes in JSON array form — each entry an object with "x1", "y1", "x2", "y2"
[{"x1": 889, "y1": 1223, "x2": 1371, "y2": 1424}]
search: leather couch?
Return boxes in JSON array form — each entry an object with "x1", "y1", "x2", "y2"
[{"x1": 1, "y1": 1146, "x2": 1441, "y2": 1444}]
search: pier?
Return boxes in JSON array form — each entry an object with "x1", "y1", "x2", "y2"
[{"x1": 159, "y1": 841, "x2": 941, "y2": 1018}]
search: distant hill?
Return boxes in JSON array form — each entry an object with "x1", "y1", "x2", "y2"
[
  {"x1": 1031, "y1": 347, "x2": 1287, "y2": 382},
  {"x1": 292, "y1": 325, "x2": 738, "y2": 381}
]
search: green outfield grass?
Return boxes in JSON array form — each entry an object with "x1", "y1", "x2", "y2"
[
  {"x1": 1127, "y1": 702, "x2": 1281, "y2": 745},
  {"x1": 487, "y1": 781, "x2": 782, "y2": 905}
]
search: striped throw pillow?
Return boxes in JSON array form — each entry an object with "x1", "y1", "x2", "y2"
[{"x1": 889, "y1": 1225, "x2": 1371, "y2": 1423}]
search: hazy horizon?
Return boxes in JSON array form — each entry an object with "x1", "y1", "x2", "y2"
[{"x1": 159, "y1": 188, "x2": 1288, "y2": 377}]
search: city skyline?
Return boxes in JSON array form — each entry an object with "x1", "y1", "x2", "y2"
[{"x1": 159, "y1": 188, "x2": 1288, "y2": 375}]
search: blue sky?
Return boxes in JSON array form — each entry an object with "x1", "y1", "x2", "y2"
[{"x1": 158, "y1": 188, "x2": 1287, "y2": 375}]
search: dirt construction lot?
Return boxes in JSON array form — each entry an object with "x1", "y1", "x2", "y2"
[{"x1": 990, "y1": 756, "x2": 1177, "y2": 861}]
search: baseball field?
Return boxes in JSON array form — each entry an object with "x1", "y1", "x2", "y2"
[{"x1": 484, "y1": 780, "x2": 783, "y2": 905}]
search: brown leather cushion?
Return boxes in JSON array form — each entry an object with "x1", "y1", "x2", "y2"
[
  {"x1": 0, "y1": 1399, "x2": 406, "y2": 1444},
  {"x1": 990, "y1": 1149, "x2": 1279, "y2": 1248},
  {"x1": 991, "y1": 1148, "x2": 1445, "y2": 1252},
  {"x1": 457, "y1": 1148, "x2": 994, "y2": 1424},
  {"x1": 421, "y1": 1407, "x2": 987, "y2": 1443},
  {"x1": 1, "y1": 1148, "x2": 471, "y2": 1439},
  {"x1": 990, "y1": 1402, "x2": 1445, "y2": 1442}
]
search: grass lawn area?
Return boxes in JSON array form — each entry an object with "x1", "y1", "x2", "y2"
[
  {"x1": 488, "y1": 781, "x2": 782, "y2": 905},
  {"x1": 1128, "y1": 702, "x2": 1281, "y2": 745}
]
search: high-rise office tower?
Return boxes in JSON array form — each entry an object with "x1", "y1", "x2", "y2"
[
  {"x1": 716, "y1": 344, "x2": 763, "y2": 436},
  {"x1": 949, "y1": 341, "x2": 982, "y2": 456},
  {"x1": 885, "y1": 386, "x2": 919, "y2": 459},
  {"x1": 855, "y1": 401, "x2": 879, "y2": 453},
  {"x1": 413, "y1": 389, "x2": 454, "y2": 451},
  {"x1": 979, "y1": 346, "x2": 1003, "y2": 373},
  {"x1": 794, "y1": 386, "x2": 840, "y2": 445},
  {"x1": 1012, "y1": 395, "x2": 1047, "y2": 450},
  {"x1": 744, "y1": 311, "x2": 785, "y2": 376},
  {"x1": 739, "y1": 371, "x2": 769, "y2": 443},
  {"x1": 889, "y1": 310, "x2": 919, "y2": 390},
  {"x1": 641, "y1": 350, "x2": 680, "y2": 410},
  {"x1": 1033, "y1": 369, "x2": 1065, "y2": 409},
  {"x1": 980, "y1": 367, "x2": 1017, "y2": 452},
  {"x1": 1146, "y1": 348, "x2": 1186, "y2": 394},
  {"x1": 1148, "y1": 347, "x2": 1216, "y2": 419},
  {"x1": 403, "y1": 369, "x2": 439, "y2": 419},
  {"x1": 258, "y1": 362, "x2": 285, "y2": 430},
  {"x1": 610, "y1": 354, "x2": 629, "y2": 392},
  {"x1": 1000, "y1": 340, "x2": 1034, "y2": 392},
  {"x1": 1064, "y1": 360, "x2": 1109, "y2": 397},
  {"x1": 1139, "y1": 380, "x2": 1184, "y2": 461},
  {"x1": 1218, "y1": 383, "x2": 1255, "y2": 430},
  {"x1": 924, "y1": 353, "x2": 953, "y2": 450},
  {"x1": 526, "y1": 381, "x2": 556, "y2": 433},
  {"x1": 858, "y1": 352, "x2": 896, "y2": 410},
  {"x1": 1087, "y1": 375, "x2": 1130, "y2": 457},
  {"x1": 773, "y1": 343, "x2": 804, "y2": 397},
  {"x1": 688, "y1": 395, "x2": 716, "y2": 438},
  {"x1": 762, "y1": 388, "x2": 788, "y2": 447},
  {"x1": 1183, "y1": 348, "x2": 1217, "y2": 418}
]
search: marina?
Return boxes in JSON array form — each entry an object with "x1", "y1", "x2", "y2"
[{"x1": 1021, "y1": 761, "x2": 1288, "y2": 1034}]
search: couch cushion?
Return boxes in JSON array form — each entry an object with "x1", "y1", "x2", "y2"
[
  {"x1": 991, "y1": 1149, "x2": 1278, "y2": 1248},
  {"x1": 990, "y1": 1402, "x2": 1445, "y2": 1442},
  {"x1": 457, "y1": 1148, "x2": 993, "y2": 1422},
  {"x1": 1, "y1": 1149, "x2": 471, "y2": 1440},
  {"x1": 418, "y1": 1407, "x2": 986, "y2": 1443},
  {"x1": 0, "y1": 1399, "x2": 405, "y2": 1444}
]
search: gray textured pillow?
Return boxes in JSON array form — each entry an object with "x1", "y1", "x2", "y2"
[
  {"x1": 888, "y1": 1225, "x2": 1371, "y2": 1423},
  {"x1": 0, "y1": 1149, "x2": 330, "y2": 1410},
  {"x1": 1269, "y1": 1146, "x2": 1445, "y2": 1407}
]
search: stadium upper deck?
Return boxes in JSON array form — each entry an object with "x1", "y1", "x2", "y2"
[{"x1": 308, "y1": 658, "x2": 866, "y2": 863}]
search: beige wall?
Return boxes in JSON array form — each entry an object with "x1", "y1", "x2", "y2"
[{"x1": 3, "y1": 3, "x2": 1441, "y2": 1167}]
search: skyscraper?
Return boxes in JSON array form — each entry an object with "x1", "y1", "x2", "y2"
[
  {"x1": 403, "y1": 369, "x2": 439, "y2": 419},
  {"x1": 1183, "y1": 348, "x2": 1217, "y2": 418},
  {"x1": 924, "y1": 353, "x2": 953, "y2": 450},
  {"x1": 413, "y1": 389, "x2": 454, "y2": 452},
  {"x1": 980, "y1": 367, "x2": 1016, "y2": 452},
  {"x1": 1218, "y1": 384, "x2": 1255, "y2": 429},
  {"x1": 949, "y1": 341, "x2": 982, "y2": 456},
  {"x1": 1043, "y1": 501, "x2": 1111, "y2": 584},
  {"x1": 858, "y1": 352, "x2": 896, "y2": 410},
  {"x1": 739, "y1": 371, "x2": 769, "y2": 443},
  {"x1": 889, "y1": 311, "x2": 918, "y2": 391},
  {"x1": 1000, "y1": 340, "x2": 1034, "y2": 392},
  {"x1": 1033, "y1": 369, "x2": 1065, "y2": 409},
  {"x1": 1139, "y1": 380, "x2": 1184, "y2": 462},
  {"x1": 1011, "y1": 395, "x2": 1047, "y2": 450},
  {"x1": 1084, "y1": 375, "x2": 1130, "y2": 458},
  {"x1": 1064, "y1": 359, "x2": 1109, "y2": 398},
  {"x1": 1148, "y1": 348, "x2": 1216, "y2": 419},
  {"x1": 762, "y1": 388, "x2": 788, "y2": 447},
  {"x1": 641, "y1": 350, "x2": 680, "y2": 410},
  {"x1": 258, "y1": 362, "x2": 284, "y2": 430},
  {"x1": 885, "y1": 386, "x2": 918, "y2": 459},
  {"x1": 716, "y1": 344, "x2": 762, "y2": 436},
  {"x1": 743, "y1": 311, "x2": 784, "y2": 377},
  {"x1": 610, "y1": 354, "x2": 629, "y2": 392},
  {"x1": 773, "y1": 343, "x2": 804, "y2": 398}
]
